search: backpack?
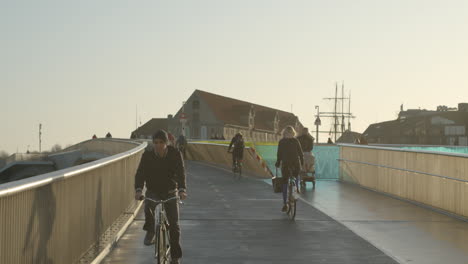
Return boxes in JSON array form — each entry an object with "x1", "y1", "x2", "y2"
[{"x1": 235, "y1": 138, "x2": 245, "y2": 150}]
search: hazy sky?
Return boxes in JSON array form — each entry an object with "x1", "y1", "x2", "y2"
[{"x1": 2, "y1": 0, "x2": 468, "y2": 153}]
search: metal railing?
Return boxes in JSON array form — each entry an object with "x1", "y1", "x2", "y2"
[
  {"x1": 0, "y1": 139, "x2": 146, "y2": 264},
  {"x1": 339, "y1": 143, "x2": 468, "y2": 219}
]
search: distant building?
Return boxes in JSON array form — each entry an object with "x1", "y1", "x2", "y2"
[
  {"x1": 131, "y1": 90, "x2": 305, "y2": 141},
  {"x1": 363, "y1": 103, "x2": 468, "y2": 145},
  {"x1": 337, "y1": 130, "x2": 362, "y2": 144},
  {"x1": 130, "y1": 118, "x2": 170, "y2": 139}
]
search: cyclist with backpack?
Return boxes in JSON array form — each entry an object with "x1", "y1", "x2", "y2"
[{"x1": 227, "y1": 132, "x2": 245, "y2": 172}]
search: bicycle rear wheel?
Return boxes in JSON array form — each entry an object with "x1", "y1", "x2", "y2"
[
  {"x1": 236, "y1": 162, "x2": 242, "y2": 179},
  {"x1": 287, "y1": 182, "x2": 296, "y2": 220}
]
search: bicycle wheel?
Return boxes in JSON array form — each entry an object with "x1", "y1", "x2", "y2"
[
  {"x1": 155, "y1": 226, "x2": 161, "y2": 263},
  {"x1": 238, "y1": 163, "x2": 242, "y2": 178},
  {"x1": 287, "y1": 182, "x2": 296, "y2": 220},
  {"x1": 232, "y1": 160, "x2": 237, "y2": 174},
  {"x1": 156, "y1": 225, "x2": 171, "y2": 264}
]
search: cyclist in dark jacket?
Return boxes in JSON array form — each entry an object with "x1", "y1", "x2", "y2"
[
  {"x1": 275, "y1": 126, "x2": 303, "y2": 212},
  {"x1": 134, "y1": 130, "x2": 187, "y2": 263},
  {"x1": 228, "y1": 133, "x2": 245, "y2": 171}
]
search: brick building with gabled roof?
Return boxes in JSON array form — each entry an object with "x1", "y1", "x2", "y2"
[
  {"x1": 169, "y1": 90, "x2": 304, "y2": 141},
  {"x1": 127, "y1": 90, "x2": 303, "y2": 142},
  {"x1": 363, "y1": 103, "x2": 468, "y2": 145},
  {"x1": 131, "y1": 90, "x2": 305, "y2": 141}
]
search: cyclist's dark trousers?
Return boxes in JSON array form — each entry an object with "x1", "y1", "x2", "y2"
[
  {"x1": 144, "y1": 191, "x2": 182, "y2": 259},
  {"x1": 281, "y1": 164, "x2": 300, "y2": 184},
  {"x1": 232, "y1": 151, "x2": 243, "y2": 167}
]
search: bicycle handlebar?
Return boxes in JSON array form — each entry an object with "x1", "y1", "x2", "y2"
[{"x1": 140, "y1": 195, "x2": 183, "y2": 204}]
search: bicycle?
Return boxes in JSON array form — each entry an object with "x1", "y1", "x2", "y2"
[
  {"x1": 275, "y1": 166, "x2": 298, "y2": 220},
  {"x1": 233, "y1": 159, "x2": 242, "y2": 178},
  {"x1": 142, "y1": 196, "x2": 180, "y2": 264},
  {"x1": 227, "y1": 151, "x2": 242, "y2": 179},
  {"x1": 286, "y1": 175, "x2": 298, "y2": 220}
]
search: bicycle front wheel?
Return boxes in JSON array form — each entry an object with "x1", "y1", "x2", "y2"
[
  {"x1": 155, "y1": 225, "x2": 171, "y2": 264},
  {"x1": 287, "y1": 183, "x2": 296, "y2": 220}
]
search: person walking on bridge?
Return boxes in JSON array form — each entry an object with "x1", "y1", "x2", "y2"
[
  {"x1": 134, "y1": 129, "x2": 187, "y2": 264},
  {"x1": 275, "y1": 126, "x2": 304, "y2": 212},
  {"x1": 296, "y1": 127, "x2": 316, "y2": 188},
  {"x1": 296, "y1": 127, "x2": 314, "y2": 152},
  {"x1": 176, "y1": 134, "x2": 188, "y2": 159}
]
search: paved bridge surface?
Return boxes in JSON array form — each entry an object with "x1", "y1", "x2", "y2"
[{"x1": 103, "y1": 160, "x2": 468, "y2": 264}]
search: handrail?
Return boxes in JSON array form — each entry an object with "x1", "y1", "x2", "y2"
[
  {"x1": 338, "y1": 143, "x2": 468, "y2": 159},
  {"x1": 338, "y1": 158, "x2": 468, "y2": 183},
  {"x1": 0, "y1": 141, "x2": 147, "y2": 198},
  {"x1": 189, "y1": 141, "x2": 252, "y2": 148}
]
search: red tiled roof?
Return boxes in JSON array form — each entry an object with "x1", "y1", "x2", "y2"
[
  {"x1": 195, "y1": 90, "x2": 300, "y2": 131},
  {"x1": 337, "y1": 130, "x2": 362, "y2": 143},
  {"x1": 254, "y1": 110, "x2": 277, "y2": 131},
  {"x1": 131, "y1": 118, "x2": 168, "y2": 137}
]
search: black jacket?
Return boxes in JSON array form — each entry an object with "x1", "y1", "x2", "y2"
[
  {"x1": 228, "y1": 136, "x2": 245, "y2": 158},
  {"x1": 276, "y1": 138, "x2": 304, "y2": 168},
  {"x1": 135, "y1": 146, "x2": 187, "y2": 196},
  {"x1": 296, "y1": 134, "x2": 314, "y2": 152}
]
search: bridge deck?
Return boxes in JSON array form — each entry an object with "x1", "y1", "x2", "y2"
[
  {"x1": 299, "y1": 180, "x2": 468, "y2": 264},
  {"x1": 103, "y1": 161, "x2": 468, "y2": 263}
]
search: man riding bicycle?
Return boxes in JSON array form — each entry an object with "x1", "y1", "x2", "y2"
[
  {"x1": 227, "y1": 132, "x2": 245, "y2": 172},
  {"x1": 134, "y1": 129, "x2": 187, "y2": 264}
]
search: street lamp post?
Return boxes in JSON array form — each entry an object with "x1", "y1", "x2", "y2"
[
  {"x1": 39, "y1": 123, "x2": 42, "y2": 153},
  {"x1": 314, "y1": 106, "x2": 321, "y2": 143}
]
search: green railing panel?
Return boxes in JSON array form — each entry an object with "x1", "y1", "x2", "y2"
[{"x1": 254, "y1": 144, "x2": 340, "y2": 179}]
